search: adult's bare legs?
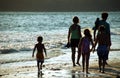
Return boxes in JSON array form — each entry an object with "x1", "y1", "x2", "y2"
[{"x1": 71, "y1": 47, "x2": 76, "y2": 66}]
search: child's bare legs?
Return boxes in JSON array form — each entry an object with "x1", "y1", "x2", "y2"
[
  {"x1": 82, "y1": 53, "x2": 85, "y2": 72},
  {"x1": 102, "y1": 60, "x2": 106, "y2": 73},
  {"x1": 76, "y1": 49, "x2": 81, "y2": 66},
  {"x1": 40, "y1": 62, "x2": 43, "y2": 70},
  {"x1": 86, "y1": 53, "x2": 90, "y2": 74},
  {"x1": 37, "y1": 61, "x2": 40, "y2": 72},
  {"x1": 71, "y1": 47, "x2": 76, "y2": 66},
  {"x1": 37, "y1": 61, "x2": 43, "y2": 72},
  {"x1": 98, "y1": 59, "x2": 102, "y2": 72}
]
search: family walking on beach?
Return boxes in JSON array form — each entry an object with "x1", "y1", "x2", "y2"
[
  {"x1": 67, "y1": 12, "x2": 111, "y2": 73},
  {"x1": 32, "y1": 12, "x2": 111, "y2": 74}
]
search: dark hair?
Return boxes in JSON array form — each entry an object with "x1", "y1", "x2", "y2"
[
  {"x1": 84, "y1": 29, "x2": 92, "y2": 39},
  {"x1": 99, "y1": 25, "x2": 105, "y2": 31},
  {"x1": 102, "y1": 12, "x2": 108, "y2": 19},
  {"x1": 37, "y1": 36, "x2": 43, "y2": 42},
  {"x1": 96, "y1": 18, "x2": 99, "y2": 21},
  {"x1": 73, "y1": 16, "x2": 79, "y2": 23}
]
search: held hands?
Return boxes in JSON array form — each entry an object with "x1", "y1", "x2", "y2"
[
  {"x1": 92, "y1": 47, "x2": 95, "y2": 53},
  {"x1": 90, "y1": 47, "x2": 95, "y2": 53}
]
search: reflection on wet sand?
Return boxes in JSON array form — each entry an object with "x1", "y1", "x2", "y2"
[
  {"x1": 71, "y1": 70, "x2": 89, "y2": 78},
  {"x1": 38, "y1": 71, "x2": 43, "y2": 78}
]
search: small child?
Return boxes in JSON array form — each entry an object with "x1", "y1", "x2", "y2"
[
  {"x1": 32, "y1": 36, "x2": 47, "y2": 72},
  {"x1": 94, "y1": 26, "x2": 111, "y2": 73},
  {"x1": 93, "y1": 17, "x2": 100, "y2": 41},
  {"x1": 78, "y1": 29, "x2": 94, "y2": 74}
]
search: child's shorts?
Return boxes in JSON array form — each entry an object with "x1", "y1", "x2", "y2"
[{"x1": 97, "y1": 45, "x2": 108, "y2": 61}]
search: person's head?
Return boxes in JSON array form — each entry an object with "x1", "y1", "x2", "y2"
[
  {"x1": 101, "y1": 12, "x2": 108, "y2": 20},
  {"x1": 84, "y1": 29, "x2": 92, "y2": 38},
  {"x1": 37, "y1": 36, "x2": 43, "y2": 43},
  {"x1": 96, "y1": 18, "x2": 99, "y2": 21},
  {"x1": 99, "y1": 25, "x2": 105, "y2": 32},
  {"x1": 73, "y1": 16, "x2": 79, "y2": 24}
]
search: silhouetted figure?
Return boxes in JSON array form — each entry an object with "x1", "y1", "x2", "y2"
[
  {"x1": 94, "y1": 26, "x2": 111, "y2": 73},
  {"x1": 93, "y1": 17, "x2": 100, "y2": 41},
  {"x1": 68, "y1": 16, "x2": 82, "y2": 67},
  {"x1": 32, "y1": 36, "x2": 47, "y2": 73},
  {"x1": 79, "y1": 29, "x2": 94, "y2": 74},
  {"x1": 93, "y1": 12, "x2": 111, "y2": 65}
]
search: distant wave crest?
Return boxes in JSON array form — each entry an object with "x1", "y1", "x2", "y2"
[{"x1": 0, "y1": 48, "x2": 32, "y2": 54}]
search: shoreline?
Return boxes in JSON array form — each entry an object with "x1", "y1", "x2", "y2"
[{"x1": 0, "y1": 50, "x2": 120, "y2": 78}]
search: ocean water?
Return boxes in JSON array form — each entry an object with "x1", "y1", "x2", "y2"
[{"x1": 0, "y1": 12, "x2": 120, "y2": 64}]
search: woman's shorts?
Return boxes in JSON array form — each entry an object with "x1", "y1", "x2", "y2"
[
  {"x1": 70, "y1": 39, "x2": 80, "y2": 47},
  {"x1": 97, "y1": 45, "x2": 108, "y2": 61}
]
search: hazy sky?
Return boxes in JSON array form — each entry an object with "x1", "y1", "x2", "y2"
[{"x1": 0, "y1": 0, "x2": 120, "y2": 12}]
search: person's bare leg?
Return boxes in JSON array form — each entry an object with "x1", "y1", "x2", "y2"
[
  {"x1": 86, "y1": 54, "x2": 90, "y2": 74},
  {"x1": 37, "y1": 61, "x2": 40, "y2": 72},
  {"x1": 40, "y1": 62, "x2": 43, "y2": 70},
  {"x1": 102, "y1": 60, "x2": 106, "y2": 73},
  {"x1": 99, "y1": 59, "x2": 102, "y2": 72},
  {"x1": 82, "y1": 54, "x2": 85, "y2": 72},
  {"x1": 71, "y1": 47, "x2": 76, "y2": 66},
  {"x1": 76, "y1": 48, "x2": 81, "y2": 66}
]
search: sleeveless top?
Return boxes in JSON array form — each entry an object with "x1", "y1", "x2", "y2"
[
  {"x1": 70, "y1": 24, "x2": 80, "y2": 39},
  {"x1": 81, "y1": 37, "x2": 90, "y2": 53}
]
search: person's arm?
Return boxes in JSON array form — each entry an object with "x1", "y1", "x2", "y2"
[
  {"x1": 107, "y1": 33, "x2": 111, "y2": 51},
  {"x1": 108, "y1": 24, "x2": 112, "y2": 47},
  {"x1": 43, "y1": 44, "x2": 47, "y2": 57},
  {"x1": 90, "y1": 38, "x2": 95, "y2": 52},
  {"x1": 94, "y1": 19, "x2": 99, "y2": 41},
  {"x1": 68, "y1": 27, "x2": 71, "y2": 43},
  {"x1": 93, "y1": 29, "x2": 96, "y2": 41},
  {"x1": 78, "y1": 38, "x2": 83, "y2": 51},
  {"x1": 94, "y1": 35, "x2": 98, "y2": 52},
  {"x1": 32, "y1": 44, "x2": 36, "y2": 57},
  {"x1": 78, "y1": 26, "x2": 82, "y2": 38}
]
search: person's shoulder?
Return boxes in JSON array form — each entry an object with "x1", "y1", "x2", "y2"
[
  {"x1": 98, "y1": 20, "x2": 103, "y2": 23},
  {"x1": 77, "y1": 24, "x2": 80, "y2": 27},
  {"x1": 71, "y1": 24, "x2": 74, "y2": 26},
  {"x1": 99, "y1": 20, "x2": 109, "y2": 26},
  {"x1": 106, "y1": 22, "x2": 110, "y2": 26},
  {"x1": 103, "y1": 21, "x2": 110, "y2": 27},
  {"x1": 69, "y1": 24, "x2": 74, "y2": 28},
  {"x1": 41, "y1": 43, "x2": 45, "y2": 47},
  {"x1": 82, "y1": 37, "x2": 86, "y2": 40},
  {"x1": 35, "y1": 43, "x2": 38, "y2": 46},
  {"x1": 77, "y1": 25, "x2": 80, "y2": 28}
]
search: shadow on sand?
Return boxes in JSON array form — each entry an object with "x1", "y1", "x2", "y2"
[{"x1": 89, "y1": 64, "x2": 120, "y2": 78}]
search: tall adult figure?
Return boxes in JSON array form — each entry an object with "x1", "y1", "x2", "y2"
[
  {"x1": 68, "y1": 16, "x2": 82, "y2": 67},
  {"x1": 93, "y1": 12, "x2": 112, "y2": 65}
]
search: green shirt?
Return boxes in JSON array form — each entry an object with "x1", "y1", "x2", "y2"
[{"x1": 70, "y1": 25, "x2": 81, "y2": 39}]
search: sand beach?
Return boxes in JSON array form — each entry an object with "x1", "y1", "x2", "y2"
[{"x1": 0, "y1": 49, "x2": 120, "y2": 78}]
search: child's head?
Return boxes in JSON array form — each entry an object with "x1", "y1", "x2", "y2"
[
  {"x1": 73, "y1": 16, "x2": 79, "y2": 24},
  {"x1": 37, "y1": 36, "x2": 43, "y2": 43},
  {"x1": 84, "y1": 29, "x2": 92, "y2": 38},
  {"x1": 99, "y1": 25, "x2": 105, "y2": 32},
  {"x1": 96, "y1": 18, "x2": 99, "y2": 21}
]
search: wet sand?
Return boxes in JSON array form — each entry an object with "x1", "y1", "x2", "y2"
[{"x1": 0, "y1": 50, "x2": 120, "y2": 78}]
